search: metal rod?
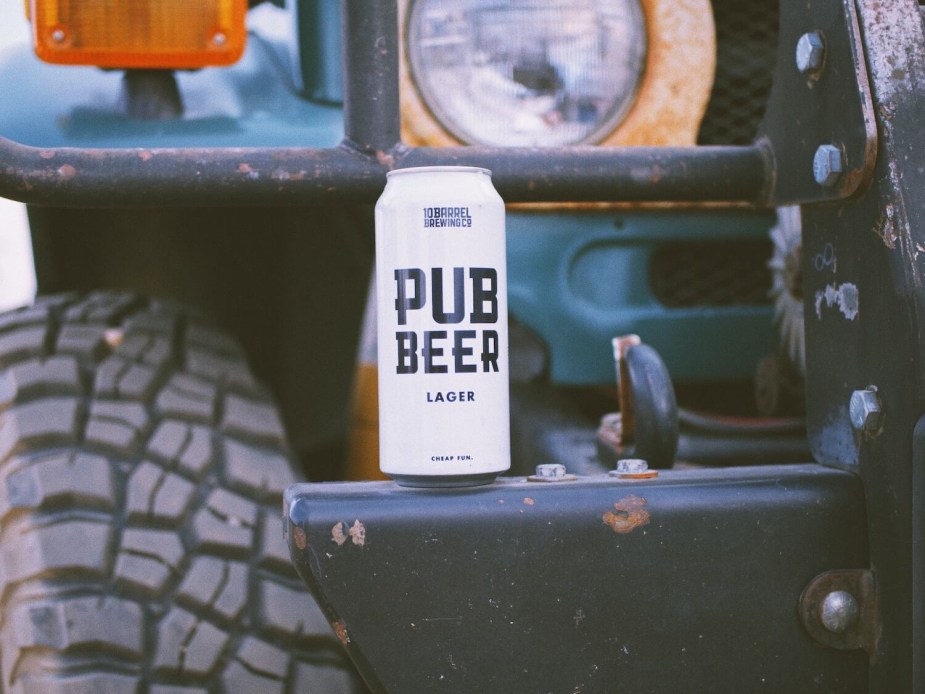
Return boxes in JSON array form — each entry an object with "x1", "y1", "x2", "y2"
[
  {"x1": 398, "y1": 145, "x2": 771, "y2": 203},
  {"x1": 0, "y1": 136, "x2": 772, "y2": 207},
  {"x1": 341, "y1": 0, "x2": 400, "y2": 155}
]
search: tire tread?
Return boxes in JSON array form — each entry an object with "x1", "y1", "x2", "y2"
[{"x1": 0, "y1": 294, "x2": 358, "y2": 692}]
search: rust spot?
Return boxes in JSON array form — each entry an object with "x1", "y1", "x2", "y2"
[
  {"x1": 332, "y1": 522, "x2": 348, "y2": 546},
  {"x1": 238, "y1": 163, "x2": 253, "y2": 173},
  {"x1": 103, "y1": 328, "x2": 125, "y2": 350},
  {"x1": 603, "y1": 495, "x2": 650, "y2": 534},
  {"x1": 348, "y1": 519, "x2": 366, "y2": 546},
  {"x1": 376, "y1": 150, "x2": 395, "y2": 168},
  {"x1": 137, "y1": 150, "x2": 153, "y2": 162},
  {"x1": 292, "y1": 526, "x2": 307, "y2": 550},
  {"x1": 39, "y1": 150, "x2": 55, "y2": 160},
  {"x1": 874, "y1": 207, "x2": 898, "y2": 249},
  {"x1": 57, "y1": 164, "x2": 76, "y2": 180},
  {"x1": 523, "y1": 497, "x2": 535, "y2": 506},
  {"x1": 333, "y1": 619, "x2": 350, "y2": 646}
]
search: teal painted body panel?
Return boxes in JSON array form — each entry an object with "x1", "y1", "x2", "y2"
[
  {"x1": 0, "y1": 36, "x2": 343, "y2": 149},
  {"x1": 507, "y1": 210, "x2": 777, "y2": 384}
]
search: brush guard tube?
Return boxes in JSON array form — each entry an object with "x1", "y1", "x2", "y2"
[{"x1": 0, "y1": 0, "x2": 874, "y2": 208}]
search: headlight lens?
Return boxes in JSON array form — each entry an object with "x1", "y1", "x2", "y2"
[{"x1": 407, "y1": 0, "x2": 647, "y2": 147}]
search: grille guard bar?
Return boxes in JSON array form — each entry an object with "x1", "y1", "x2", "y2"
[{"x1": 0, "y1": 0, "x2": 873, "y2": 208}]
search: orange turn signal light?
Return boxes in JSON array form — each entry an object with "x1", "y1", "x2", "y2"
[{"x1": 29, "y1": 0, "x2": 247, "y2": 69}]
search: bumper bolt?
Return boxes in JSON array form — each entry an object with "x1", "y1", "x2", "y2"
[{"x1": 819, "y1": 590, "x2": 860, "y2": 634}]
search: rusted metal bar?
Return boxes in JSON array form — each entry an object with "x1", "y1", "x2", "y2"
[
  {"x1": 0, "y1": 0, "x2": 775, "y2": 208},
  {"x1": 0, "y1": 137, "x2": 771, "y2": 207},
  {"x1": 341, "y1": 0, "x2": 400, "y2": 155}
]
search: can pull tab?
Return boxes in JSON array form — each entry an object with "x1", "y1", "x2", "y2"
[{"x1": 597, "y1": 335, "x2": 679, "y2": 469}]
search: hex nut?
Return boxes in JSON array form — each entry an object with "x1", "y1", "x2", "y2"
[
  {"x1": 528, "y1": 463, "x2": 576, "y2": 483},
  {"x1": 609, "y1": 458, "x2": 658, "y2": 480},
  {"x1": 813, "y1": 144, "x2": 845, "y2": 187},
  {"x1": 849, "y1": 388, "x2": 882, "y2": 433},
  {"x1": 535, "y1": 463, "x2": 566, "y2": 478},
  {"x1": 796, "y1": 31, "x2": 825, "y2": 75},
  {"x1": 616, "y1": 459, "x2": 648, "y2": 474}
]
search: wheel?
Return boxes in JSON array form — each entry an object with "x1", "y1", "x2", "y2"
[{"x1": 0, "y1": 293, "x2": 363, "y2": 692}]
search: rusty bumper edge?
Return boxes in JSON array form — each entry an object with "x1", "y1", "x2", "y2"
[{"x1": 284, "y1": 464, "x2": 870, "y2": 693}]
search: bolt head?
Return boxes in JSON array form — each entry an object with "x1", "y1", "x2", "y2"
[
  {"x1": 535, "y1": 463, "x2": 567, "y2": 479},
  {"x1": 819, "y1": 590, "x2": 860, "y2": 634},
  {"x1": 796, "y1": 31, "x2": 826, "y2": 75},
  {"x1": 813, "y1": 144, "x2": 845, "y2": 187},
  {"x1": 849, "y1": 388, "x2": 882, "y2": 433},
  {"x1": 616, "y1": 458, "x2": 649, "y2": 474}
]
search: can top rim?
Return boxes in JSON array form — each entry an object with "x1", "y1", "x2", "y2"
[{"x1": 387, "y1": 166, "x2": 492, "y2": 178}]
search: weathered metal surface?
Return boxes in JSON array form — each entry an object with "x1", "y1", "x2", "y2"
[
  {"x1": 801, "y1": 0, "x2": 925, "y2": 691},
  {"x1": 0, "y1": 136, "x2": 772, "y2": 207},
  {"x1": 341, "y1": 0, "x2": 399, "y2": 155},
  {"x1": 758, "y1": 0, "x2": 877, "y2": 204},
  {"x1": 287, "y1": 465, "x2": 869, "y2": 693}
]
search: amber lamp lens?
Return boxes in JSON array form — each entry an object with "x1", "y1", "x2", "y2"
[{"x1": 30, "y1": 0, "x2": 247, "y2": 68}]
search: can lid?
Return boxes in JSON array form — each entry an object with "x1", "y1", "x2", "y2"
[{"x1": 387, "y1": 166, "x2": 492, "y2": 178}]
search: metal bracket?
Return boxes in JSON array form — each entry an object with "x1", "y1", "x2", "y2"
[
  {"x1": 800, "y1": 569, "x2": 880, "y2": 655},
  {"x1": 759, "y1": 0, "x2": 876, "y2": 204},
  {"x1": 287, "y1": 465, "x2": 869, "y2": 692}
]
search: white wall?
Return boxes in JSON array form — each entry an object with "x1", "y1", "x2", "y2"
[{"x1": 0, "y1": 6, "x2": 37, "y2": 311}]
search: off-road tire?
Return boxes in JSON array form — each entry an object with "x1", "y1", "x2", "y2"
[{"x1": 0, "y1": 293, "x2": 361, "y2": 693}]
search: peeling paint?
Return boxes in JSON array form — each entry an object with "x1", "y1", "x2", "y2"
[
  {"x1": 814, "y1": 282, "x2": 859, "y2": 321},
  {"x1": 603, "y1": 495, "x2": 650, "y2": 534},
  {"x1": 332, "y1": 522, "x2": 347, "y2": 546},
  {"x1": 333, "y1": 619, "x2": 350, "y2": 646},
  {"x1": 523, "y1": 497, "x2": 535, "y2": 506},
  {"x1": 57, "y1": 164, "x2": 76, "y2": 180},
  {"x1": 874, "y1": 203, "x2": 898, "y2": 249},
  {"x1": 348, "y1": 519, "x2": 366, "y2": 546}
]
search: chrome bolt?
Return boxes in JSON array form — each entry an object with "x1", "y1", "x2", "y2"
[
  {"x1": 535, "y1": 463, "x2": 566, "y2": 479},
  {"x1": 528, "y1": 463, "x2": 576, "y2": 483},
  {"x1": 616, "y1": 459, "x2": 648, "y2": 475},
  {"x1": 796, "y1": 31, "x2": 825, "y2": 75},
  {"x1": 849, "y1": 387, "x2": 882, "y2": 433},
  {"x1": 813, "y1": 144, "x2": 844, "y2": 187},
  {"x1": 212, "y1": 32, "x2": 227, "y2": 47},
  {"x1": 609, "y1": 458, "x2": 657, "y2": 479},
  {"x1": 51, "y1": 28, "x2": 66, "y2": 43},
  {"x1": 819, "y1": 590, "x2": 860, "y2": 634}
]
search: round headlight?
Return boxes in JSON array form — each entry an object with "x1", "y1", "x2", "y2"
[{"x1": 406, "y1": 0, "x2": 647, "y2": 147}]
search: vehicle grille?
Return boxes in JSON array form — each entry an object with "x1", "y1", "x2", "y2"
[
  {"x1": 649, "y1": 240, "x2": 773, "y2": 308},
  {"x1": 698, "y1": 0, "x2": 780, "y2": 145}
]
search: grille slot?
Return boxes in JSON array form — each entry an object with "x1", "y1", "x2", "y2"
[
  {"x1": 649, "y1": 240, "x2": 773, "y2": 308},
  {"x1": 698, "y1": 0, "x2": 780, "y2": 145}
]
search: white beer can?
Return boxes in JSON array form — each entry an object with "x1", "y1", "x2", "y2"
[{"x1": 375, "y1": 166, "x2": 510, "y2": 486}]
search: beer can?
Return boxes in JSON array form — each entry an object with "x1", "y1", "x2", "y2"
[{"x1": 375, "y1": 166, "x2": 510, "y2": 487}]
